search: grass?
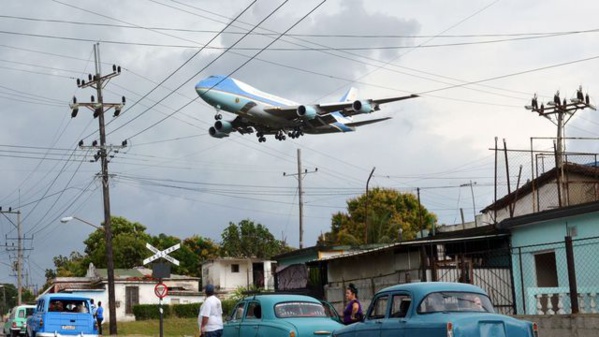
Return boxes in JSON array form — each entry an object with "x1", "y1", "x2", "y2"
[{"x1": 115, "y1": 317, "x2": 199, "y2": 337}]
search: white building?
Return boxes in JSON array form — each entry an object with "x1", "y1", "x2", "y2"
[
  {"x1": 44, "y1": 264, "x2": 202, "y2": 322},
  {"x1": 201, "y1": 258, "x2": 275, "y2": 295}
]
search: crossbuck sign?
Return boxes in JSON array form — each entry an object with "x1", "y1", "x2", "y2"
[{"x1": 143, "y1": 243, "x2": 180, "y2": 266}]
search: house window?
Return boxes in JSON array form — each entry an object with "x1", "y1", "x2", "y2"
[
  {"x1": 534, "y1": 251, "x2": 558, "y2": 287},
  {"x1": 125, "y1": 286, "x2": 140, "y2": 314},
  {"x1": 231, "y1": 264, "x2": 240, "y2": 273},
  {"x1": 534, "y1": 251, "x2": 559, "y2": 312}
]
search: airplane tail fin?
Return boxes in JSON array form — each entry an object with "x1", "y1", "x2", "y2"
[
  {"x1": 340, "y1": 87, "x2": 358, "y2": 103},
  {"x1": 333, "y1": 87, "x2": 358, "y2": 122}
]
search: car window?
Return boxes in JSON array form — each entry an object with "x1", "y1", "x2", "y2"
[
  {"x1": 274, "y1": 302, "x2": 327, "y2": 318},
  {"x1": 418, "y1": 292, "x2": 494, "y2": 314},
  {"x1": 18, "y1": 309, "x2": 26, "y2": 318},
  {"x1": 25, "y1": 308, "x2": 35, "y2": 316},
  {"x1": 245, "y1": 302, "x2": 262, "y2": 320},
  {"x1": 367, "y1": 294, "x2": 389, "y2": 320},
  {"x1": 390, "y1": 294, "x2": 411, "y2": 318},
  {"x1": 230, "y1": 302, "x2": 245, "y2": 321}
]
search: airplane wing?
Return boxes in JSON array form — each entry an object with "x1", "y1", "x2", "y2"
[
  {"x1": 345, "y1": 117, "x2": 392, "y2": 127},
  {"x1": 263, "y1": 93, "x2": 418, "y2": 118}
]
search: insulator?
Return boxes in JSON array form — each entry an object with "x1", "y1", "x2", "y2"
[
  {"x1": 91, "y1": 95, "x2": 95, "y2": 102},
  {"x1": 78, "y1": 140, "x2": 84, "y2": 147},
  {"x1": 88, "y1": 74, "x2": 92, "y2": 81},
  {"x1": 77, "y1": 79, "x2": 81, "y2": 86},
  {"x1": 122, "y1": 139, "x2": 128, "y2": 147},
  {"x1": 92, "y1": 140, "x2": 98, "y2": 147},
  {"x1": 117, "y1": 66, "x2": 121, "y2": 73},
  {"x1": 73, "y1": 96, "x2": 77, "y2": 104},
  {"x1": 112, "y1": 64, "x2": 116, "y2": 72},
  {"x1": 122, "y1": 96, "x2": 126, "y2": 104},
  {"x1": 71, "y1": 108, "x2": 79, "y2": 118}
]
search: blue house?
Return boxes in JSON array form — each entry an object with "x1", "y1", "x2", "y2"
[{"x1": 498, "y1": 201, "x2": 599, "y2": 315}]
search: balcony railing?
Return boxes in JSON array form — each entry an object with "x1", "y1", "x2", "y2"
[{"x1": 527, "y1": 287, "x2": 598, "y2": 315}]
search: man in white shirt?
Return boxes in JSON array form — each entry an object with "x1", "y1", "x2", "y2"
[{"x1": 198, "y1": 284, "x2": 223, "y2": 337}]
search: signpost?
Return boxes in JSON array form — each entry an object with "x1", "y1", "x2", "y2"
[{"x1": 144, "y1": 243, "x2": 180, "y2": 337}]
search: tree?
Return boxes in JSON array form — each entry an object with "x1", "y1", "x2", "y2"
[
  {"x1": 220, "y1": 219, "x2": 292, "y2": 258},
  {"x1": 181, "y1": 235, "x2": 220, "y2": 277},
  {"x1": 84, "y1": 216, "x2": 152, "y2": 269},
  {"x1": 320, "y1": 187, "x2": 437, "y2": 245}
]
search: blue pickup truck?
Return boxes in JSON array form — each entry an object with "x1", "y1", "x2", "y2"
[{"x1": 26, "y1": 294, "x2": 98, "y2": 337}]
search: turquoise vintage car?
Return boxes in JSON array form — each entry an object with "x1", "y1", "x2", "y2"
[
  {"x1": 3, "y1": 305, "x2": 35, "y2": 337},
  {"x1": 224, "y1": 294, "x2": 344, "y2": 337},
  {"x1": 333, "y1": 282, "x2": 539, "y2": 337}
]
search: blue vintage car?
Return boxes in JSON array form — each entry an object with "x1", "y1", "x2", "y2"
[
  {"x1": 333, "y1": 282, "x2": 539, "y2": 337},
  {"x1": 26, "y1": 293, "x2": 98, "y2": 337},
  {"x1": 224, "y1": 294, "x2": 344, "y2": 337}
]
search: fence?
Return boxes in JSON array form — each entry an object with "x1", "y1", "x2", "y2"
[
  {"x1": 511, "y1": 235, "x2": 599, "y2": 315},
  {"x1": 492, "y1": 142, "x2": 599, "y2": 223}
]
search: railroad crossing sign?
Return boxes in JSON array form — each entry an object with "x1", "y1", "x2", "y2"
[
  {"x1": 143, "y1": 243, "x2": 180, "y2": 266},
  {"x1": 154, "y1": 282, "x2": 168, "y2": 299}
]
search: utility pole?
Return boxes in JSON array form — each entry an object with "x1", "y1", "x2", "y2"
[
  {"x1": 1, "y1": 207, "x2": 32, "y2": 305},
  {"x1": 283, "y1": 149, "x2": 317, "y2": 249},
  {"x1": 526, "y1": 87, "x2": 595, "y2": 206},
  {"x1": 69, "y1": 43, "x2": 126, "y2": 336}
]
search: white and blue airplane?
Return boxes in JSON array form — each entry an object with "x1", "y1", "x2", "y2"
[{"x1": 195, "y1": 75, "x2": 418, "y2": 142}]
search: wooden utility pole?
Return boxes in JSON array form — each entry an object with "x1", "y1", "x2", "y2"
[
  {"x1": 283, "y1": 149, "x2": 317, "y2": 249},
  {"x1": 526, "y1": 87, "x2": 596, "y2": 206},
  {"x1": 69, "y1": 43, "x2": 126, "y2": 336}
]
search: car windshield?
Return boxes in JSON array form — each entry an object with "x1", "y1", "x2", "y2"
[
  {"x1": 275, "y1": 302, "x2": 327, "y2": 318},
  {"x1": 417, "y1": 292, "x2": 494, "y2": 314}
]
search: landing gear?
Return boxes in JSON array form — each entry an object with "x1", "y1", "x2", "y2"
[
  {"x1": 256, "y1": 132, "x2": 266, "y2": 143},
  {"x1": 214, "y1": 105, "x2": 222, "y2": 120},
  {"x1": 287, "y1": 128, "x2": 303, "y2": 139},
  {"x1": 275, "y1": 130, "x2": 286, "y2": 141}
]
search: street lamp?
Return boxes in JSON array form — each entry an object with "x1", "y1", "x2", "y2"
[
  {"x1": 60, "y1": 215, "x2": 115, "y2": 332},
  {"x1": 60, "y1": 216, "x2": 103, "y2": 230}
]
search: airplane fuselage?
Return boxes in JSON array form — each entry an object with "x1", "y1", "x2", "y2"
[{"x1": 196, "y1": 76, "x2": 302, "y2": 130}]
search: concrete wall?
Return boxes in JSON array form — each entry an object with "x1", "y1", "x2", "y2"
[{"x1": 518, "y1": 314, "x2": 599, "y2": 337}]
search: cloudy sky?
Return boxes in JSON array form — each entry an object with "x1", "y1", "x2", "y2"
[{"x1": 1, "y1": 0, "x2": 598, "y2": 289}]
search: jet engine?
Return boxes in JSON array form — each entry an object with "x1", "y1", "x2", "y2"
[
  {"x1": 209, "y1": 120, "x2": 233, "y2": 138},
  {"x1": 215, "y1": 120, "x2": 233, "y2": 133},
  {"x1": 352, "y1": 100, "x2": 373, "y2": 114},
  {"x1": 297, "y1": 105, "x2": 317, "y2": 120},
  {"x1": 209, "y1": 126, "x2": 229, "y2": 138}
]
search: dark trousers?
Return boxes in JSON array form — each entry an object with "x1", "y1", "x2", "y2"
[
  {"x1": 204, "y1": 329, "x2": 223, "y2": 337},
  {"x1": 97, "y1": 318, "x2": 103, "y2": 334}
]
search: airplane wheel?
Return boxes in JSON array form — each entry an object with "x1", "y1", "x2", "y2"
[
  {"x1": 282, "y1": 135, "x2": 286, "y2": 140},
  {"x1": 214, "y1": 114, "x2": 222, "y2": 120}
]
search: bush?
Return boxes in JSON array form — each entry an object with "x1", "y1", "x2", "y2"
[
  {"x1": 134, "y1": 300, "x2": 237, "y2": 321},
  {"x1": 133, "y1": 304, "x2": 173, "y2": 320},
  {"x1": 221, "y1": 299, "x2": 237, "y2": 317},
  {"x1": 171, "y1": 303, "x2": 201, "y2": 318}
]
